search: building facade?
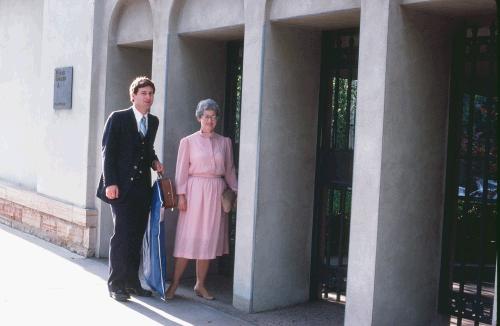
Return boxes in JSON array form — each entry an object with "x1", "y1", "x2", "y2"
[{"x1": 0, "y1": 0, "x2": 497, "y2": 325}]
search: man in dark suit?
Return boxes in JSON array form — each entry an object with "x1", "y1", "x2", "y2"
[{"x1": 97, "y1": 76, "x2": 164, "y2": 302}]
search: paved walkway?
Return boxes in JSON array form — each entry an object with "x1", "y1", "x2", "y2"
[{"x1": 0, "y1": 223, "x2": 344, "y2": 325}]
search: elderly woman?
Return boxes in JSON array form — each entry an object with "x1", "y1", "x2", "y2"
[{"x1": 166, "y1": 99, "x2": 238, "y2": 300}]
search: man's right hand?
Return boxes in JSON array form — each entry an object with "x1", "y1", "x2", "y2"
[{"x1": 106, "y1": 185, "x2": 119, "y2": 200}]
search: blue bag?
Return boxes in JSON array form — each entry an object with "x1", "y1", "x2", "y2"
[{"x1": 142, "y1": 180, "x2": 167, "y2": 300}]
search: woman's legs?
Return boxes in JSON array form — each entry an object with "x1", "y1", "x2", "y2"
[
  {"x1": 165, "y1": 257, "x2": 189, "y2": 299},
  {"x1": 194, "y1": 259, "x2": 214, "y2": 299}
]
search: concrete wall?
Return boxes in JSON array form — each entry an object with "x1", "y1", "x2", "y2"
[
  {"x1": 0, "y1": 0, "x2": 98, "y2": 256},
  {"x1": 0, "y1": 0, "x2": 44, "y2": 189},
  {"x1": 105, "y1": 47, "x2": 152, "y2": 116},
  {"x1": 345, "y1": 1, "x2": 453, "y2": 325},
  {"x1": 36, "y1": 0, "x2": 96, "y2": 207}
]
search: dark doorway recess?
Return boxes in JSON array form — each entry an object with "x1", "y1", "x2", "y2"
[
  {"x1": 439, "y1": 22, "x2": 497, "y2": 326},
  {"x1": 311, "y1": 29, "x2": 359, "y2": 303},
  {"x1": 218, "y1": 40, "x2": 243, "y2": 277}
]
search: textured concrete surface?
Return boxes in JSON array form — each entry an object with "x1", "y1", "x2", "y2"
[
  {"x1": 0, "y1": 223, "x2": 344, "y2": 325},
  {"x1": 346, "y1": 1, "x2": 452, "y2": 325}
]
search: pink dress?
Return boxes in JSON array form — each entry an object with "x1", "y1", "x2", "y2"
[{"x1": 173, "y1": 131, "x2": 238, "y2": 259}]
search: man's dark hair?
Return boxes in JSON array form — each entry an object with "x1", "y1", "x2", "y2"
[{"x1": 129, "y1": 76, "x2": 155, "y2": 97}]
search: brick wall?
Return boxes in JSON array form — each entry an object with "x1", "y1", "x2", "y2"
[{"x1": 0, "y1": 183, "x2": 97, "y2": 257}]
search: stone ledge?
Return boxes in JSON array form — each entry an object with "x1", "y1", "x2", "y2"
[
  {"x1": 0, "y1": 215, "x2": 95, "y2": 257},
  {"x1": 0, "y1": 182, "x2": 97, "y2": 257},
  {"x1": 0, "y1": 182, "x2": 97, "y2": 227}
]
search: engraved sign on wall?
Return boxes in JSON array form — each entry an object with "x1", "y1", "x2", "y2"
[{"x1": 53, "y1": 67, "x2": 73, "y2": 109}]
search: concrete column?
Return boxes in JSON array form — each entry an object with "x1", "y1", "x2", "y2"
[
  {"x1": 233, "y1": 0, "x2": 321, "y2": 312},
  {"x1": 345, "y1": 1, "x2": 451, "y2": 325},
  {"x1": 232, "y1": 0, "x2": 269, "y2": 312},
  {"x1": 149, "y1": 0, "x2": 172, "y2": 180},
  {"x1": 89, "y1": 0, "x2": 114, "y2": 258}
]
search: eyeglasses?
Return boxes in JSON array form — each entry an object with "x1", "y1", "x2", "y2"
[{"x1": 201, "y1": 115, "x2": 218, "y2": 121}]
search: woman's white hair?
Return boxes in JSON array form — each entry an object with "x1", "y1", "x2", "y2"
[{"x1": 195, "y1": 98, "x2": 220, "y2": 118}]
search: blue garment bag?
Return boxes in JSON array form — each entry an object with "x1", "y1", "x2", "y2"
[{"x1": 142, "y1": 180, "x2": 167, "y2": 300}]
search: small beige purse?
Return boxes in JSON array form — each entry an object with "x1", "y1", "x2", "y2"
[{"x1": 221, "y1": 187, "x2": 236, "y2": 213}]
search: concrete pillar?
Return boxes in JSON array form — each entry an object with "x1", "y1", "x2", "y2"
[
  {"x1": 149, "y1": 0, "x2": 172, "y2": 183},
  {"x1": 90, "y1": 0, "x2": 114, "y2": 258},
  {"x1": 233, "y1": 0, "x2": 321, "y2": 312},
  {"x1": 232, "y1": 0, "x2": 269, "y2": 311},
  {"x1": 345, "y1": 1, "x2": 452, "y2": 325}
]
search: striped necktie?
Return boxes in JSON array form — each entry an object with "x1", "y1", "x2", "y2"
[{"x1": 140, "y1": 116, "x2": 147, "y2": 138}]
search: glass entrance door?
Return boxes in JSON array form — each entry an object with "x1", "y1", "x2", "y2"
[
  {"x1": 311, "y1": 30, "x2": 359, "y2": 302},
  {"x1": 439, "y1": 22, "x2": 497, "y2": 325}
]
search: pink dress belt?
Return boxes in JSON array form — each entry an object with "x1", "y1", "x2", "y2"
[{"x1": 189, "y1": 174, "x2": 223, "y2": 179}]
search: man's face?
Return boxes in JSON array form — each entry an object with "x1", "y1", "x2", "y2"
[{"x1": 132, "y1": 85, "x2": 154, "y2": 114}]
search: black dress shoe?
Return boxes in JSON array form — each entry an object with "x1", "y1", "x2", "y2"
[
  {"x1": 126, "y1": 286, "x2": 152, "y2": 297},
  {"x1": 109, "y1": 288, "x2": 130, "y2": 302}
]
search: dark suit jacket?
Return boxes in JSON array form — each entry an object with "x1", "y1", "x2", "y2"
[{"x1": 96, "y1": 107, "x2": 159, "y2": 204}]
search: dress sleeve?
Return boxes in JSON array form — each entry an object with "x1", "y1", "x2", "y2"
[
  {"x1": 175, "y1": 137, "x2": 190, "y2": 195},
  {"x1": 224, "y1": 137, "x2": 238, "y2": 192}
]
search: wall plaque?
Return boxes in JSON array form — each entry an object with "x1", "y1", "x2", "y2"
[{"x1": 53, "y1": 67, "x2": 73, "y2": 109}]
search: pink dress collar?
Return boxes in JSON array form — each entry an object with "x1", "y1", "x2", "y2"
[{"x1": 198, "y1": 130, "x2": 215, "y2": 138}]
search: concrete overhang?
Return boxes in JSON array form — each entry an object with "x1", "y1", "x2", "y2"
[
  {"x1": 270, "y1": 0, "x2": 360, "y2": 29},
  {"x1": 402, "y1": 0, "x2": 497, "y2": 17},
  {"x1": 117, "y1": 39, "x2": 153, "y2": 49},
  {"x1": 113, "y1": 0, "x2": 153, "y2": 48},
  {"x1": 178, "y1": 25, "x2": 244, "y2": 41},
  {"x1": 176, "y1": 0, "x2": 244, "y2": 40},
  {"x1": 270, "y1": 8, "x2": 360, "y2": 30}
]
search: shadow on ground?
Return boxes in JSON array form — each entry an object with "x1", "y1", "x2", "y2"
[{"x1": 1, "y1": 222, "x2": 345, "y2": 325}]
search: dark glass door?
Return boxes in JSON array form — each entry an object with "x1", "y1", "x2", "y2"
[
  {"x1": 219, "y1": 40, "x2": 243, "y2": 276},
  {"x1": 311, "y1": 30, "x2": 359, "y2": 302},
  {"x1": 439, "y1": 22, "x2": 497, "y2": 325}
]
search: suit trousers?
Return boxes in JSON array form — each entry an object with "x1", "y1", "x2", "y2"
[{"x1": 108, "y1": 181, "x2": 151, "y2": 291}]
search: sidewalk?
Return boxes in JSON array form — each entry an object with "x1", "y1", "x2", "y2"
[{"x1": 0, "y1": 223, "x2": 344, "y2": 325}]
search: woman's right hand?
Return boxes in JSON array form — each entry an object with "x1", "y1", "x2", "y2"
[{"x1": 178, "y1": 195, "x2": 187, "y2": 211}]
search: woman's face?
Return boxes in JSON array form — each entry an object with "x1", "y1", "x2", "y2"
[{"x1": 198, "y1": 109, "x2": 218, "y2": 133}]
